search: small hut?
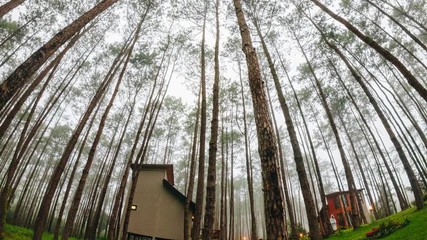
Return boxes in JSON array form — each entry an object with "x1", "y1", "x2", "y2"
[
  {"x1": 325, "y1": 189, "x2": 371, "y2": 228},
  {"x1": 122, "y1": 164, "x2": 195, "y2": 240}
]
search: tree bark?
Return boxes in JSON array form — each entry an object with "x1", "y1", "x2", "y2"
[
  {"x1": 322, "y1": 39, "x2": 424, "y2": 210},
  {"x1": 238, "y1": 60, "x2": 258, "y2": 240},
  {"x1": 293, "y1": 29, "x2": 361, "y2": 229},
  {"x1": 255, "y1": 20, "x2": 323, "y2": 239},
  {"x1": 232, "y1": 0, "x2": 286, "y2": 238},
  {"x1": 184, "y1": 91, "x2": 201, "y2": 240},
  {"x1": 0, "y1": 0, "x2": 119, "y2": 108},
  {"x1": 0, "y1": 0, "x2": 25, "y2": 18},
  {"x1": 309, "y1": 0, "x2": 427, "y2": 103},
  {"x1": 30, "y1": 40, "x2": 125, "y2": 240},
  {"x1": 202, "y1": 0, "x2": 220, "y2": 238},
  {"x1": 191, "y1": 3, "x2": 207, "y2": 238},
  {"x1": 0, "y1": 33, "x2": 81, "y2": 240},
  {"x1": 365, "y1": 0, "x2": 427, "y2": 53},
  {"x1": 61, "y1": 12, "x2": 143, "y2": 240}
]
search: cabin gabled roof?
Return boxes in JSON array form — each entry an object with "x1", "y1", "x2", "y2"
[
  {"x1": 325, "y1": 189, "x2": 364, "y2": 198},
  {"x1": 131, "y1": 164, "x2": 174, "y2": 185},
  {"x1": 162, "y1": 179, "x2": 196, "y2": 212}
]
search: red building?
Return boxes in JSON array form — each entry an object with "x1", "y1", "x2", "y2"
[{"x1": 325, "y1": 189, "x2": 371, "y2": 228}]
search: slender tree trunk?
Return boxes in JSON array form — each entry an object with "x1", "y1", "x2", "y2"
[
  {"x1": 265, "y1": 87, "x2": 294, "y2": 239},
  {"x1": 0, "y1": 0, "x2": 119, "y2": 108},
  {"x1": 336, "y1": 114, "x2": 369, "y2": 224},
  {"x1": 86, "y1": 118, "x2": 123, "y2": 240},
  {"x1": 365, "y1": 0, "x2": 427, "y2": 53},
  {"x1": 254, "y1": 20, "x2": 322, "y2": 239},
  {"x1": 122, "y1": 37, "x2": 172, "y2": 239},
  {"x1": 311, "y1": 105, "x2": 352, "y2": 226},
  {"x1": 309, "y1": 0, "x2": 427, "y2": 103},
  {"x1": 62, "y1": 15, "x2": 142, "y2": 239},
  {"x1": 0, "y1": 30, "x2": 81, "y2": 140},
  {"x1": 232, "y1": 0, "x2": 286, "y2": 238},
  {"x1": 0, "y1": 33, "x2": 82, "y2": 240},
  {"x1": 380, "y1": 0, "x2": 427, "y2": 33},
  {"x1": 184, "y1": 90, "x2": 201, "y2": 240},
  {"x1": 238, "y1": 60, "x2": 258, "y2": 240},
  {"x1": 383, "y1": 76, "x2": 427, "y2": 150},
  {"x1": 121, "y1": 92, "x2": 160, "y2": 240},
  {"x1": 292, "y1": 26, "x2": 361, "y2": 228},
  {"x1": 277, "y1": 47, "x2": 333, "y2": 236},
  {"x1": 320, "y1": 38, "x2": 424, "y2": 210},
  {"x1": 191, "y1": 3, "x2": 208, "y2": 238},
  {"x1": 330, "y1": 59, "x2": 408, "y2": 214},
  {"x1": 0, "y1": 13, "x2": 37, "y2": 50},
  {"x1": 202, "y1": 0, "x2": 220, "y2": 238},
  {"x1": 52, "y1": 115, "x2": 97, "y2": 240},
  {"x1": 345, "y1": 4, "x2": 427, "y2": 72},
  {"x1": 229, "y1": 111, "x2": 234, "y2": 240},
  {"x1": 220, "y1": 118, "x2": 227, "y2": 240},
  {"x1": 107, "y1": 160, "x2": 130, "y2": 240},
  {"x1": 31, "y1": 42, "x2": 125, "y2": 240},
  {"x1": 0, "y1": 0, "x2": 25, "y2": 18}
]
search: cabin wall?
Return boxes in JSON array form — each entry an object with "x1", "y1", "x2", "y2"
[{"x1": 127, "y1": 169, "x2": 185, "y2": 239}]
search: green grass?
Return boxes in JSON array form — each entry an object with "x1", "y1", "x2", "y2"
[
  {"x1": 4, "y1": 205, "x2": 427, "y2": 240},
  {"x1": 4, "y1": 224, "x2": 33, "y2": 240},
  {"x1": 327, "y1": 205, "x2": 427, "y2": 240},
  {"x1": 4, "y1": 224, "x2": 79, "y2": 240}
]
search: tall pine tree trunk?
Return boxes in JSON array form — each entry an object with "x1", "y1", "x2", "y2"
[
  {"x1": 321, "y1": 37, "x2": 424, "y2": 210},
  {"x1": 238, "y1": 60, "x2": 258, "y2": 240},
  {"x1": 191, "y1": 3, "x2": 208, "y2": 238},
  {"x1": 184, "y1": 90, "x2": 201, "y2": 240},
  {"x1": 30, "y1": 37, "x2": 126, "y2": 240},
  {"x1": 0, "y1": 0, "x2": 119, "y2": 108},
  {"x1": 254, "y1": 20, "x2": 322, "y2": 239},
  {"x1": 0, "y1": 33, "x2": 80, "y2": 240},
  {"x1": 365, "y1": 0, "x2": 427, "y2": 53},
  {"x1": 309, "y1": 0, "x2": 427, "y2": 103},
  {"x1": 232, "y1": 0, "x2": 286, "y2": 238},
  {"x1": 293, "y1": 30, "x2": 361, "y2": 229},
  {"x1": 0, "y1": 0, "x2": 25, "y2": 18},
  {"x1": 202, "y1": 0, "x2": 220, "y2": 238},
  {"x1": 61, "y1": 13, "x2": 144, "y2": 240}
]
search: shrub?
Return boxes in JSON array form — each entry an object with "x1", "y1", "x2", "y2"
[{"x1": 364, "y1": 218, "x2": 410, "y2": 239}]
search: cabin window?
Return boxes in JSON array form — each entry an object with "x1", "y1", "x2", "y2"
[
  {"x1": 334, "y1": 197, "x2": 341, "y2": 209},
  {"x1": 343, "y1": 196, "x2": 349, "y2": 207}
]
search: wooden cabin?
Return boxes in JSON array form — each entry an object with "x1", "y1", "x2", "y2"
[
  {"x1": 122, "y1": 164, "x2": 195, "y2": 240},
  {"x1": 325, "y1": 189, "x2": 371, "y2": 228}
]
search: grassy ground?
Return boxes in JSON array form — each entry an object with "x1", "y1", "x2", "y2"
[
  {"x1": 4, "y1": 205, "x2": 427, "y2": 239},
  {"x1": 327, "y1": 204, "x2": 427, "y2": 240},
  {"x1": 4, "y1": 224, "x2": 79, "y2": 240}
]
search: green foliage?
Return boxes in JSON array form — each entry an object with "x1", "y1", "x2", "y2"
[
  {"x1": 4, "y1": 224, "x2": 33, "y2": 240},
  {"x1": 130, "y1": 51, "x2": 157, "y2": 66},
  {"x1": 327, "y1": 205, "x2": 427, "y2": 240},
  {"x1": 363, "y1": 219, "x2": 410, "y2": 239},
  {"x1": 0, "y1": 20, "x2": 20, "y2": 34},
  {"x1": 340, "y1": 0, "x2": 350, "y2": 8},
  {"x1": 3, "y1": 224, "x2": 82, "y2": 240}
]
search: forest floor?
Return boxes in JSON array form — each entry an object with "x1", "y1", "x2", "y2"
[
  {"x1": 327, "y1": 203, "x2": 427, "y2": 240},
  {"x1": 3, "y1": 203, "x2": 427, "y2": 239},
  {"x1": 3, "y1": 224, "x2": 80, "y2": 240}
]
